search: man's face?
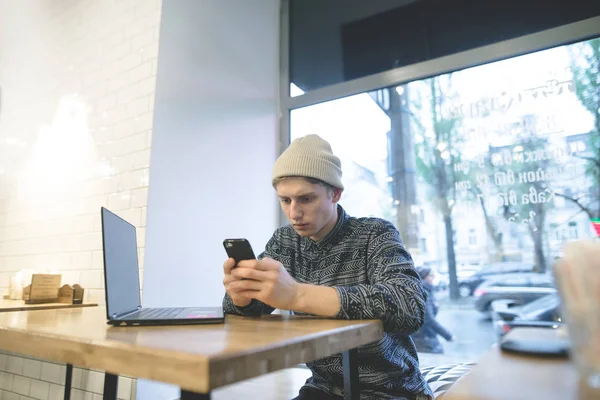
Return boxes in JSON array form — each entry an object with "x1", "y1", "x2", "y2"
[{"x1": 275, "y1": 177, "x2": 341, "y2": 242}]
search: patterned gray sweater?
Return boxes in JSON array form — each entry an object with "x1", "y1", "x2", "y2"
[{"x1": 223, "y1": 206, "x2": 433, "y2": 400}]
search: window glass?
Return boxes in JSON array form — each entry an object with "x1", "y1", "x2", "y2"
[
  {"x1": 491, "y1": 277, "x2": 530, "y2": 287},
  {"x1": 528, "y1": 274, "x2": 555, "y2": 287},
  {"x1": 290, "y1": 37, "x2": 600, "y2": 366},
  {"x1": 521, "y1": 294, "x2": 559, "y2": 314}
]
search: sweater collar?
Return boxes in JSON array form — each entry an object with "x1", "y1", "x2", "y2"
[{"x1": 301, "y1": 205, "x2": 349, "y2": 251}]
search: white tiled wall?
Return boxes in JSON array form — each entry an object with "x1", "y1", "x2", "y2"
[
  {"x1": 0, "y1": 351, "x2": 136, "y2": 400},
  {"x1": 0, "y1": 0, "x2": 162, "y2": 398}
]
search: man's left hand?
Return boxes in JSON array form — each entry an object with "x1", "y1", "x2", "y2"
[{"x1": 230, "y1": 257, "x2": 300, "y2": 310}]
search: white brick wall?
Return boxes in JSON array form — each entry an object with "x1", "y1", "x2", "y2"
[
  {"x1": 0, "y1": 351, "x2": 137, "y2": 400},
  {"x1": 0, "y1": 0, "x2": 162, "y2": 398}
]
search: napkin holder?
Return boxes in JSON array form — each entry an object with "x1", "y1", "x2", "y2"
[
  {"x1": 22, "y1": 274, "x2": 62, "y2": 304},
  {"x1": 57, "y1": 284, "x2": 85, "y2": 304}
]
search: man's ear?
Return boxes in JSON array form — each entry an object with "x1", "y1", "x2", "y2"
[{"x1": 332, "y1": 188, "x2": 342, "y2": 203}]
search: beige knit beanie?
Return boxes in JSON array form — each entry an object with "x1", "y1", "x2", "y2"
[{"x1": 272, "y1": 134, "x2": 344, "y2": 190}]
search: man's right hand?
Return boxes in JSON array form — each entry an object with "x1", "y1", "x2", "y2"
[{"x1": 223, "y1": 258, "x2": 252, "y2": 307}]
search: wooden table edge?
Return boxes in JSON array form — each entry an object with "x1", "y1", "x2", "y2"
[
  {"x1": 208, "y1": 319, "x2": 384, "y2": 389},
  {"x1": 0, "y1": 302, "x2": 98, "y2": 312},
  {"x1": 0, "y1": 326, "x2": 212, "y2": 393},
  {"x1": 0, "y1": 317, "x2": 384, "y2": 393}
]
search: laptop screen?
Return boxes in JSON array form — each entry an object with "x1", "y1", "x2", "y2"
[{"x1": 101, "y1": 207, "x2": 142, "y2": 318}]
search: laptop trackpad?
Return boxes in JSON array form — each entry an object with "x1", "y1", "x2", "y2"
[{"x1": 177, "y1": 308, "x2": 222, "y2": 319}]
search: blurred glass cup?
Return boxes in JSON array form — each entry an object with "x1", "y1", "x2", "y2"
[{"x1": 553, "y1": 240, "x2": 600, "y2": 400}]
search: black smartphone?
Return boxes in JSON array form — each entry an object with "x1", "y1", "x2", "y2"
[{"x1": 223, "y1": 238, "x2": 256, "y2": 266}]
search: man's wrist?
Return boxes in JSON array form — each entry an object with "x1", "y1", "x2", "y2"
[
  {"x1": 290, "y1": 283, "x2": 341, "y2": 317},
  {"x1": 292, "y1": 283, "x2": 307, "y2": 311},
  {"x1": 233, "y1": 298, "x2": 253, "y2": 308},
  {"x1": 228, "y1": 293, "x2": 252, "y2": 308}
]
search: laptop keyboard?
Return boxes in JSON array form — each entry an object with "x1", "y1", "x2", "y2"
[{"x1": 139, "y1": 307, "x2": 184, "y2": 320}]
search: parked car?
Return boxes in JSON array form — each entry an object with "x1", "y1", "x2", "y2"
[
  {"x1": 432, "y1": 272, "x2": 449, "y2": 292},
  {"x1": 491, "y1": 293, "x2": 562, "y2": 339},
  {"x1": 458, "y1": 262, "x2": 535, "y2": 298},
  {"x1": 473, "y1": 273, "x2": 556, "y2": 313}
]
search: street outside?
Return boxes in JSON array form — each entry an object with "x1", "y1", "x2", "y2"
[{"x1": 416, "y1": 293, "x2": 496, "y2": 368}]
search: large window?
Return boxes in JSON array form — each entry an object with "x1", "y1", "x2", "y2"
[{"x1": 290, "y1": 37, "x2": 600, "y2": 366}]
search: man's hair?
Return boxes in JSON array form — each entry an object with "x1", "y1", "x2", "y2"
[{"x1": 273, "y1": 176, "x2": 337, "y2": 194}]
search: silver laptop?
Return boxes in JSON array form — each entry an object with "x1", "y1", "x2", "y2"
[{"x1": 101, "y1": 207, "x2": 224, "y2": 326}]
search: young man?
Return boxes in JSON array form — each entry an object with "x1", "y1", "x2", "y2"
[{"x1": 222, "y1": 134, "x2": 432, "y2": 400}]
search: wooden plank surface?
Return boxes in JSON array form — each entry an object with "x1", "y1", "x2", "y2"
[
  {"x1": 0, "y1": 307, "x2": 383, "y2": 393},
  {"x1": 443, "y1": 327, "x2": 578, "y2": 400},
  {"x1": 0, "y1": 298, "x2": 98, "y2": 312}
]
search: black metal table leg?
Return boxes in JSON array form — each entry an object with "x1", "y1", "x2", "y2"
[
  {"x1": 103, "y1": 373, "x2": 119, "y2": 400},
  {"x1": 64, "y1": 364, "x2": 72, "y2": 400},
  {"x1": 180, "y1": 389, "x2": 211, "y2": 399},
  {"x1": 342, "y1": 349, "x2": 359, "y2": 400}
]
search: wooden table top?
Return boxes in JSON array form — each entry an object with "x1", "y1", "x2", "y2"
[
  {"x1": 0, "y1": 307, "x2": 383, "y2": 393},
  {"x1": 0, "y1": 299, "x2": 98, "y2": 312},
  {"x1": 443, "y1": 327, "x2": 579, "y2": 400}
]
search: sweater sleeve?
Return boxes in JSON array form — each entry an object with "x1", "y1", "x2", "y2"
[
  {"x1": 334, "y1": 220, "x2": 426, "y2": 335},
  {"x1": 222, "y1": 296, "x2": 273, "y2": 316}
]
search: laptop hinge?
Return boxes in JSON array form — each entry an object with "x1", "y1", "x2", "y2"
[{"x1": 112, "y1": 305, "x2": 142, "y2": 320}]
